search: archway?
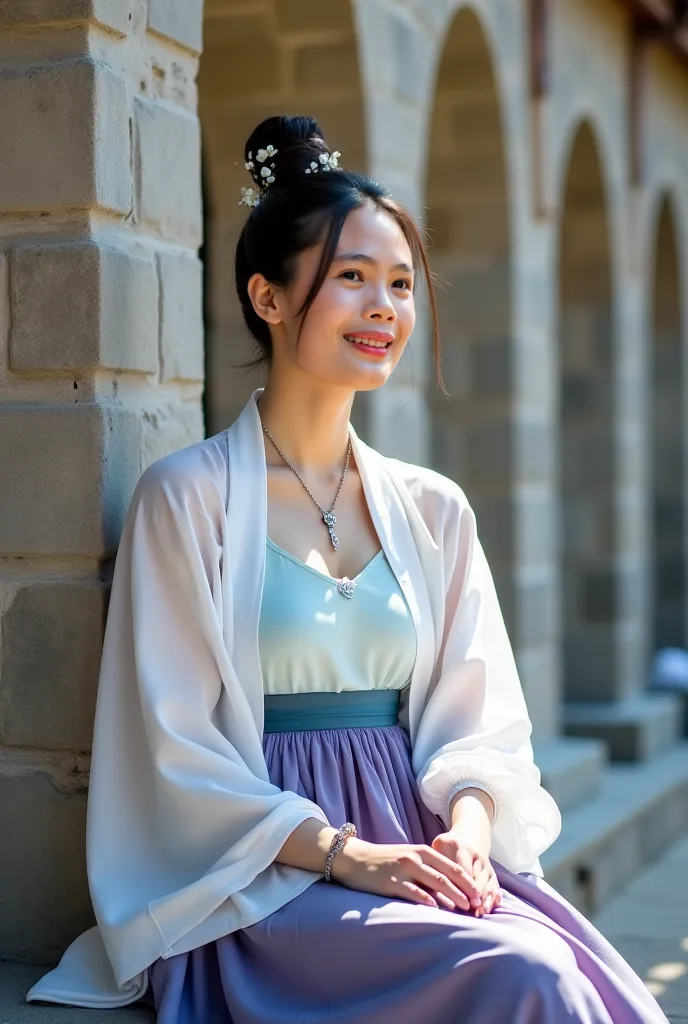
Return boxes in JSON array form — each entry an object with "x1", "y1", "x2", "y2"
[
  {"x1": 424, "y1": 7, "x2": 514, "y2": 627},
  {"x1": 198, "y1": 1, "x2": 367, "y2": 437},
  {"x1": 651, "y1": 196, "x2": 686, "y2": 649},
  {"x1": 557, "y1": 121, "x2": 616, "y2": 702}
]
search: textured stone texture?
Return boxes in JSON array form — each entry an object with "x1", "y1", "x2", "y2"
[
  {"x1": 0, "y1": 581, "x2": 107, "y2": 751},
  {"x1": 135, "y1": 98, "x2": 202, "y2": 244},
  {"x1": 0, "y1": 769, "x2": 92, "y2": 963},
  {"x1": 10, "y1": 241, "x2": 158, "y2": 374},
  {"x1": 158, "y1": 251, "x2": 204, "y2": 382},
  {"x1": 0, "y1": 1, "x2": 130, "y2": 34},
  {"x1": 0, "y1": 404, "x2": 141, "y2": 558},
  {"x1": 147, "y1": 0, "x2": 203, "y2": 52},
  {"x1": 0, "y1": 60, "x2": 130, "y2": 214},
  {"x1": 564, "y1": 695, "x2": 682, "y2": 762}
]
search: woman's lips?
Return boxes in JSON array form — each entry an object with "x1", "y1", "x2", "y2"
[{"x1": 343, "y1": 332, "x2": 394, "y2": 356}]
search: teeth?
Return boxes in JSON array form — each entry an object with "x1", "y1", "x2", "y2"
[{"x1": 344, "y1": 335, "x2": 389, "y2": 348}]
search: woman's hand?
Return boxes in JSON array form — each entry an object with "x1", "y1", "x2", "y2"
[
  {"x1": 431, "y1": 830, "x2": 502, "y2": 916},
  {"x1": 330, "y1": 837, "x2": 485, "y2": 912}
]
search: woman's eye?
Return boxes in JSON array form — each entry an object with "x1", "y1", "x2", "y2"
[
  {"x1": 394, "y1": 278, "x2": 412, "y2": 290},
  {"x1": 339, "y1": 269, "x2": 362, "y2": 282}
]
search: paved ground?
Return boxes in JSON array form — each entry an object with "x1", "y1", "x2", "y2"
[{"x1": 592, "y1": 832, "x2": 688, "y2": 1022}]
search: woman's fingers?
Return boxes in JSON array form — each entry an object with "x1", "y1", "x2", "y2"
[{"x1": 423, "y1": 848, "x2": 481, "y2": 905}]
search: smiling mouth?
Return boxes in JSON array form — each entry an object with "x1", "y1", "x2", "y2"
[{"x1": 343, "y1": 334, "x2": 392, "y2": 350}]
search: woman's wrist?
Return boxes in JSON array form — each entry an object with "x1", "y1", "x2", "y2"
[{"x1": 448, "y1": 789, "x2": 494, "y2": 854}]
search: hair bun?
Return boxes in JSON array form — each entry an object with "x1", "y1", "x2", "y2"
[{"x1": 243, "y1": 115, "x2": 340, "y2": 199}]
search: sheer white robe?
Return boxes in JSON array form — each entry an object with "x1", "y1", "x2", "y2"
[{"x1": 27, "y1": 387, "x2": 561, "y2": 1009}]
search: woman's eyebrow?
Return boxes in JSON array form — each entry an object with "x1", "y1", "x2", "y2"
[{"x1": 331, "y1": 252, "x2": 414, "y2": 273}]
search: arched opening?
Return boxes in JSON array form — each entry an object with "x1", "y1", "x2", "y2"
[
  {"x1": 651, "y1": 196, "x2": 686, "y2": 650},
  {"x1": 558, "y1": 121, "x2": 616, "y2": 702},
  {"x1": 198, "y1": 1, "x2": 367, "y2": 437},
  {"x1": 425, "y1": 8, "x2": 514, "y2": 628}
]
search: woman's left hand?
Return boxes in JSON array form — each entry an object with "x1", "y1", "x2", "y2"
[{"x1": 430, "y1": 831, "x2": 502, "y2": 917}]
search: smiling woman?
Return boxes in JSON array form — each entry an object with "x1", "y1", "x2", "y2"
[{"x1": 26, "y1": 114, "x2": 670, "y2": 1024}]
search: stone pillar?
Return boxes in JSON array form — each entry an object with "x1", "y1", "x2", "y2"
[{"x1": 0, "y1": 0, "x2": 204, "y2": 962}]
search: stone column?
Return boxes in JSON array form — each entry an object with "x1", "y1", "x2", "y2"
[{"x1": 0, "y1": 0, "x2": 204, "y2": 962}]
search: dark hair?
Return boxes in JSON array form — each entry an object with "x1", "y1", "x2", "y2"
[{"x1": 234, "y1": 115, "x2": 446, "y2": 394}]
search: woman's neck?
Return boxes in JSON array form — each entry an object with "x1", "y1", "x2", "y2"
[{"x1": 257, "y1": 379, "x2": 356, "y2": 474}]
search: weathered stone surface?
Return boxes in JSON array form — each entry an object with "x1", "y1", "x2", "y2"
[
  {"x1": 0, "y1": 60, "x2": 130, "y2": 214},
  {"x1": 0, "y1": 404, "x2": 141, "y2": 558},
  {"x1": 0, "y1": 769, "x2": 92, "y2": 963},
  {"x1": 1, "y1": 581, "x2": 107, "y2": 751},
  {"x1": 147, "y1": 0, "x2": 203, "y2": 53},
  {"x1": 0, "y1": 0, "x2": 130, "y2": 33},
  {"x1": 274, "y1": 0, "x2": 354, "y2": 32},
  {"x1": 135, "y1": 98, "x2": 202, "y2": 244},
  {"x1": 10, "y1": 241, "x2": 158, "y2": 374},
  {"x1": 158, "y1": 251, "x2": 204, "y2": 382}
]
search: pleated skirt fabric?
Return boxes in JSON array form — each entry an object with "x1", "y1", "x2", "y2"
[{"x1": 145, "y1": 723, "x2": 668, "y2": 1023}]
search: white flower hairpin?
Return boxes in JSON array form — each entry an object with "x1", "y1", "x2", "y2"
[
  {"x1": 239, "y1": 145, "x2": 343, "y2": 206},
  {"x1": 239, "y1": 146, "x2": 279, "y2": 207},
  {"x1": 305, "y1": 150, "x2": 341, "y2": 174}
]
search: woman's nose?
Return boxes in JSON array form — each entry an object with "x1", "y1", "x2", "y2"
[{"x1": 365, "y1": 288, "x2": 396, "y2": 321}]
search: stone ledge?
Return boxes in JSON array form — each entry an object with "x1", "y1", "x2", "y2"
[
  {"x1": 0, "y1": 1, "x2": 130, "y2": 36},
  {"x1": 0, "y1": 962, "x2": 152, "y2": 1022},
  {"x1": 541, "y1": 741, "x2": 688, "y2": 914},
  {"x1": 535, "y1": 735, "x2": 606, "y2": 811},
  {"x1": 564, "y1": 693, "x2": 682, "y2": 761}
]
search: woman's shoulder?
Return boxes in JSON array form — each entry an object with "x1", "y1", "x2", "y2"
[
  {"x1": 133, "y1": 429, "x2": 229, "y2": 514},
  {"x1": 375, "y1": 449, "x2": 472, "y2": 518}
]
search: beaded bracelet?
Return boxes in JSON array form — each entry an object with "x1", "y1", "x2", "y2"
[{"x1": 324, "y1": 822, "x2": 357, "y2": 882}]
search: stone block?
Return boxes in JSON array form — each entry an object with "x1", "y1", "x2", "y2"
[
  {"x1": 564, "y1": 695, "x2": 682, "y2": 762},
  {"x1": 463, "y1": 418, "x2": 512, "y2": 484},
  {"x1": 0, "y1": 768, "x2": 92, "y2": 963},
  {"x1": 147, "y1": 0, "x2": 203, "y2": 52},
  {"x1": 469, "y1": 338, "x2": 512, "y2": 399},
  {"x1": 200, "y1": 24, "x2": 279, "y2": 98},
  {"x1": 0, "y1": 60, "x2": 130, "y2": 215},
  {"x1": 535, "y1": 736, "x2": 606, "y2": 811},
  {"x1": 517, "y1": 576, "x2": 557, "y2": 646},
  {"x1": 135, "y1": 98, "x2": 202, "y2": 245},
  {"x1": 274, "y1": 0, "x2": 354, "y2": 32},
  {"x1": 0, "y1": 1, "x2": 130, "y2": 34},
  {"x1": 10, "y1": 241, "x2": 158, "y2": 374},
  {"x1": 0, "y1": 404, "x2": 141, "y2": 558},
  {"x1": 158, "y1": 251, "x2": 204, "y2": 382},
  {"x1": 295, "y1": 41, "x2": 361, "y2": 92},
  {"x1": 0, "y1": 581, "x2": 107, "y2": 751}
]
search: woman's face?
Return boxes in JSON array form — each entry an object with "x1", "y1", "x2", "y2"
[{"x1": 265, "y1": 202, "x2": 416, "y2": 392}]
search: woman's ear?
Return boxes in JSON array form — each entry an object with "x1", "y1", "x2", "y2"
[{"x1": 247, "y1": 273, "x2": 282, "y2": 326}]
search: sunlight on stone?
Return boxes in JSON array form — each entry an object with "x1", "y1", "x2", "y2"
[
  {"x1": 680, "y1": 937, "x2": 688, "y2": 953},
  {"x1": 645, "y1": 980, "x2": 665, "y2": 997},
  {"x1": 647, "y1": 962, "x2": 687, "y2": 982}
]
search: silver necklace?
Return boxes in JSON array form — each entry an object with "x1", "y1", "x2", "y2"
[{"x1": 262, "y1": 422, "x2": 358, "y2": 598}]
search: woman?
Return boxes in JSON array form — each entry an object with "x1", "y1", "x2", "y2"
[{"x1": 27, "y1": 116, "x2": 668, "y2": 1023}]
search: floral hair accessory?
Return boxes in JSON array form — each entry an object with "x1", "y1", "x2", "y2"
[
  {"x1": 239, "y1": 145, "x2": 279, "y2": 207},
  {"x1": 305, "y1": 150, "x2": 341, "y2": 174},
  {"x1": 240, "y1": 144, "x2": 342, "y2": 206}
]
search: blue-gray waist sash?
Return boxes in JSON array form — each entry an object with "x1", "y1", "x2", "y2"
[{"x1": 263, "y1": 689, "x2": 401, "y2": 732}]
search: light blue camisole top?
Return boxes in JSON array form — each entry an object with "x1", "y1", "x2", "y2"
[{"x1": 259, "y1": 536, "x2": 418, "y2": 696}]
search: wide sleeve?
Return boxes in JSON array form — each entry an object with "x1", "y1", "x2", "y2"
[
  {"x1": 412, "y1": 493, "x2": 561, "y2": 875},
  {"x1": 87, "y1": 451, "x2": 330, "y2": 986}
]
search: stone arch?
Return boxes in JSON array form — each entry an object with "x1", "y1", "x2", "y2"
[
  {"x1": 650, "y1": 193, "x2": 686, "y2": 649},
  {"x1": 198, "y1": 0, "x2": 367, "y2": 437},
  {"x1": 424, "y1": 6, "x2": 514, "y2": 627},
  {"x1": 557, "y1": 119, "x2": 616, "y2": 702}
]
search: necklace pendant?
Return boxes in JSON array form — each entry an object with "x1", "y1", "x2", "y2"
[
  {"x1": 322, "y1": 511, "x2": 338, "y2": 550},
  {"x1": 337, "y1": 577, "x2": 356, "y2": 599}
]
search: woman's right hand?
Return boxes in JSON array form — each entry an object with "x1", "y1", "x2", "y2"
[{"x1": 329, "y1": 837, "x2": 483, "y2": 912}]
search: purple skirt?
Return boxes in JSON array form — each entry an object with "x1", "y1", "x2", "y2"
[{"x1": 146, "y1": 724, "x2": 668, "y2": 1023}]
